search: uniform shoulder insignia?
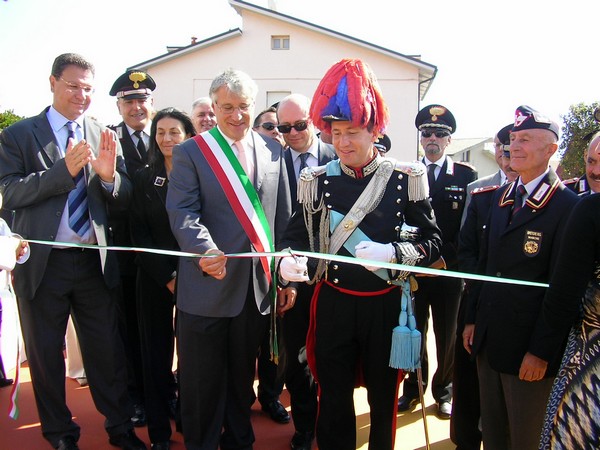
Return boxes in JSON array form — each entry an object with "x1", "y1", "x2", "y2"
[
  {"x1": 393, "y1": 160, "x2": 426, "y2": 177},
  {"x1": 298, "y1": 164, "x2": 328, "y2": 207},
  {"x1": 390, "y1": 159, "x2": 428, "y2": 201},
  {"x1": 454, "y1": 160, "x2": 476, "y2": 171},
  {"x1": 472, "y1": 185, "x2": 500, "y2": 195},
  {"x1": 562, "y1": 177, "x2": 579, "y2": 186},
  {"x1": 299, "y1": 164, "x2": 327, "y2": 182}
]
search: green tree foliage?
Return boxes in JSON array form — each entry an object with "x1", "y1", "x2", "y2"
[
  {"x1": 0, "y1": 109, "x2": 24, "y2": 132},
  {"x1": 559, "y1": 102, "x2": 600, "y2": 179}
]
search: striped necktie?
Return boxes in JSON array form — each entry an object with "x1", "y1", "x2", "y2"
[
  {"x1": 66, "y1": 122, "x2": 90, "y2": 236},
  {"x1": 511, "y1": 184, "x2": 527, "y2": 220}
]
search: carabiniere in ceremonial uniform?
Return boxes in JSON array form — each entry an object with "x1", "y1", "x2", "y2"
[
  {"x1": 286, "y1": 156, "x2": 441, "y2": 291},
  {"x1": 279, "y1": 154, "x2": 442, "y2": 449}
]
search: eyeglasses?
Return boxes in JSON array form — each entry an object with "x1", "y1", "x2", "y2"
[
  {"x1": 421, "y1": 130, "x2": 450, "y2": 138},
  {"x1": 260, "y1": 122, "x2": 277, "y2": 131},
  {"x1": 58, "y1": 77, "x2": 95, "y2": 95},
  {"x1": 215, "y1": 102, "x2": 253, "y2": 115},
  {"x1": 277, "y1": 121, "x2": 309, "y2": 134}
]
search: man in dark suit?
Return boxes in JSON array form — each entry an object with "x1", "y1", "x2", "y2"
[
  {"x1": 250, "y1": 104, "x2": 289, "y2": 426},
  {"x1": 0, "y1": 53, "x2": 144, "y2": 450},
  {"x1": 276, "y1": 93, "x2": 336, "y2": 450},
  {"x1": 398, "y1": 104, "x2": 477, "y2": 419},
  {"x1": 462, "y1": 105, "x2": 579, "y2": 450},
  {"x1": 166, "y1": 68, "x2": 292, "y2": 450},
  {"x1": 108, "y1": 70, "x2": 157, "y2": 427}
]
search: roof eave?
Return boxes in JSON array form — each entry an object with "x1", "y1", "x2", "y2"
[
  {"x1": 127, "y1": 29, "x2": 243, "y2": 71},
  {"x1": 228, "y1": 0, "x2": 437, "y2": 94}
]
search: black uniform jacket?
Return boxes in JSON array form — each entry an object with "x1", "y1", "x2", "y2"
[
  {"x1": 130, "y1": 164, "x2": 179, "y2": 287},
  {"x1": 279, "y1": 159, "x2": 442, "y2": 292},
  {"x1": 108, "y1": 122, "x2": 148, "y2": 277},
  {"x1": 458, "y1": 184, "x2": 499, "y2": 326},
  {"x1": 426, "y1": 155, "x2": 477, "y2": 269},
  {"x1": 563, "y1": 174, "x2": 592, "y2": 196},
  {"x1": 469, "y1": 169, "x2": 579, "y2": 376}
]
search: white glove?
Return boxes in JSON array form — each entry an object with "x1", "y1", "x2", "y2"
[
  {"x1": 355, "y1": 241, "x2": 395, "y2": 271},
  {"x1": 279, "y1": 256, "x2": 309, "y2": 282}
]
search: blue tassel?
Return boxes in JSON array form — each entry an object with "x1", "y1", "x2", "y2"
[
  {"x1": 389, "y1": 279, "x2": 421, "y2": 371},
  {"x1": 389, "y1": 325, "x2": 412, "y2": 370}
]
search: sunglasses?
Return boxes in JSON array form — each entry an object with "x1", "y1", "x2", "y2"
[
  {"x1": 421, "y1": 130, "x2": 450, "y2": 138},
  {"x1": 260, "y1": 122, "x2": 277, "y2": 131},
  {"x1": 277, "y1": 121, "x2": 309, "y2": 134}
]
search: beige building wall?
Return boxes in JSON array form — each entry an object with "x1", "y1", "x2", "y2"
[{"x1": 138, "y1": 9, "x2": 425, "y2": 160}]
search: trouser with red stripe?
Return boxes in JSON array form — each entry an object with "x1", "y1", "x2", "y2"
[{"x1": 307, "y1": 281, "x2": 404, "y2": 450}]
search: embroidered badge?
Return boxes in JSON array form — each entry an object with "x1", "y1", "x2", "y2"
[
  {"x1": 154, "y1": 176, "x2": 166, "y2": 187},
  {"x1": 429, "y1": 106, "x2": 447, "y2": 122},
  {"x1": 523, "y1": 230, "x2": 542, "y2": 257},
  {"x1": 129, "y1": 71, "x2": 148, "y2": 89}
]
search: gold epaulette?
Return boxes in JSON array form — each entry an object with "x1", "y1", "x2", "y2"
[
  {"x1": 472, "y1": 185, "x2": 500, "y2": 195},
  {"x1": 393, "y1": 160, "x2": 428, "y2": 202}
]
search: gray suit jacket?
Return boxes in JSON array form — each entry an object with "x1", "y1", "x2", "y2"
[
  {"x1": 461, "y1": 169, "x2": 503, "y2": 227},
  {"x1": 0, "y1": 107, "x2": 132, "y2": 301},
  {"x1": 166, "y1": 130, "x2": 292, "y2": 317}
]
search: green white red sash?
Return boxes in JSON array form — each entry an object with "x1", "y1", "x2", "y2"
[{"x1": 193, "y1": 128, "x2": 274, "y2": 284}]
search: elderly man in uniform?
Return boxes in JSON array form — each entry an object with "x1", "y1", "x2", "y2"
[
  {"x1": 462, "y1": 105, "x2": 579, "y2": 450},
  {"x1": 108, "y1": 70, "x2": 158, "y2": 428},
  {"x1": 277, "y1": 58, "x2": 441, "y2": 450},
  {"x1": 398, "y1": 105, "x2": 477, "y2": 419}
]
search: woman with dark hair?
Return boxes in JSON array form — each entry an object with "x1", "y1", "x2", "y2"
[{"x1": 130, "y1": 108, "x2": 195, "y2": 450}]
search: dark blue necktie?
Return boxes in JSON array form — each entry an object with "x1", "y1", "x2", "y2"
[
  {"x1": 134, "y1": 130, "x2": 147, "y2": 159},
  {"x1": 427, "y1": 163, "x2": 437, "y2": 190},
  {"x1": 299, "y1": 153, "x2": 309, "y2": 174},
  {"x1": 66, "y1": 122, "x2": 90, "y2": 236}
]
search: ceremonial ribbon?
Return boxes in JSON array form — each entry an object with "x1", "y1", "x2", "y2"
[
  {"x1": 6, "y1": 239, "x2": 549, "y2": 419},
  {"x1": 24, "y1": 239, "x2": 549, "y2": 288}
]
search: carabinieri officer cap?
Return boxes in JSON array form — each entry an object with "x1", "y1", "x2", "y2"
[
  {"x1": 415, "y1": 104, "x2": 457, "y2": 134},
  {"x1": 109, "y1": 70, "x2": 156, "y2": 99}
]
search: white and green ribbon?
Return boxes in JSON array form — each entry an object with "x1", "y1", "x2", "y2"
[{"x1": 25, "y1": 239, "x2": 549, "y2": 288}]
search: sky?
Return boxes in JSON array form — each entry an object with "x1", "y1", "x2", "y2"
[{"x1": 0, "y1": 0, "x2": 598, "y2": 140}]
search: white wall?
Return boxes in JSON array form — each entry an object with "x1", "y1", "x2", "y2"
[{"x1": 143, "y1": 9, "x2": 424, "y2": 161}]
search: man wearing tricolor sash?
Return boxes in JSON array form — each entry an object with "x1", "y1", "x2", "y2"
[
  {"x1": 277, "y1": 59, "x2": 442, "y2": 450},
  {"x1": 166, "y1": 68, "x2": 291, "y2": 450}
]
